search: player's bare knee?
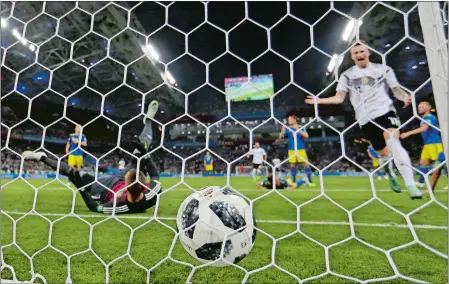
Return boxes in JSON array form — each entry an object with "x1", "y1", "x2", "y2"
[
  {"x1": 377, "y1": 147, "x2": 390, "y2": 157},
  {"x1": 420, "y1": 159, "x2": 429, "y2": 166},
  {"x1": 383, "y1": 128, "x2": 399, "y2": 140}
]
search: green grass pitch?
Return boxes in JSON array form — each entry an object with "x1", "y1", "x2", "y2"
[{"x1": 1, "y1": 176, "x2": 447, "y2": 283}]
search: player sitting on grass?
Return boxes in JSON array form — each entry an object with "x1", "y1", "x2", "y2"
[
  {"x1": 257, "y1": 172, "x2": 309, "y2": 190},
  {"x1": 23, "y1": 101, "x2": 162, "y2": 214}
]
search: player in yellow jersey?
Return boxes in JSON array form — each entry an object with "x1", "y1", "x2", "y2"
[
  {"x1": 400, "y1": 101, "x2": 444, "y2": 187},
  {"x1": 204, "y1": 151, "x2": 214, "y2": 178},
  {"x1": 66, "y1": 125, "x2": 87, "y2": 168},
  {"x1": 279, "y1": 114, "x2": 315, "y2": 186},
  {"x1": 65, "y1": 125, "x2": 87, "y2": 186}
]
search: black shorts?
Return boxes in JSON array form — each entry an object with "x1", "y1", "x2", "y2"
[
  {"x1": 253, "y1": 163, "x2": 261, "y2": 169},
  {"x1": 360, "y1": 111, "x2": 401, "y2": 151}
]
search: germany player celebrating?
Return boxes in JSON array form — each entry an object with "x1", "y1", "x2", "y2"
[{"x1": 306, "y1": 40, "x2": 421, "y2": 199}]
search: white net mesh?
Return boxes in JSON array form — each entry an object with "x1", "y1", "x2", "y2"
[{"x1": 1, "y1": 1, "x2": 448, "y2": 283}]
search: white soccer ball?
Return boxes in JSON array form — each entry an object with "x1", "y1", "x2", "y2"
[{"x1": 176, "y1": 186, "x2": 256, "y2": 267}]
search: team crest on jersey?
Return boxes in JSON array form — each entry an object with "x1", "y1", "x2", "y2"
[{"x1": 361, "y1": 77, "x2": 369, "y2": 84}]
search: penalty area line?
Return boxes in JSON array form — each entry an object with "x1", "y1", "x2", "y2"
[{"x1": 1, "y1": 211, "x2": 447, "y2": 230}]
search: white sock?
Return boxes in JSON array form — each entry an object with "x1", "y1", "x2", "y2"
[
  {"x1": 379, "y1": 155, "x2": 393, "y2": 177},
  {"x1": 252, "y1": 169, "x2": 256, "y2": 179},
  {"x1": 379, "y1": 154, "x2": 398, "y2": 179},
  {"x1": 386, "y1": 138, "x2": 415, "y2": 186}
]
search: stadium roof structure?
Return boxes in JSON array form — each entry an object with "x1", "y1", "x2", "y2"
[
  {"x1": 1, "y1": 2, "x2": 447, "y2": 122},
  {"x1": 1, "y1": 1, "x2": 184, "y2": 120}
]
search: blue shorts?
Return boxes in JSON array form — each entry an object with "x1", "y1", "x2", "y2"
[{"x1": 436, "y1": 152, "x2": 445, "y2": 162}]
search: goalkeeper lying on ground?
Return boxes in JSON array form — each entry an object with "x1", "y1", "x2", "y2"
[
  {"x1": 257, "y1": 173, "x2": 310, "y2": 190},
  {"x1": 23, "y1": 101, "x2": 161, "y2": 214}
]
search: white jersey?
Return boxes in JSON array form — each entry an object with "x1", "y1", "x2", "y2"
[
  {"x1": 336, "y1": 63, "x2": 398, "y2": 126},
  {"x1": 250, "y1": 148, "x2": 266, "y2": 165},
  {"x1": 118, "y1": 159, "x2": 125, "y2": 170},
  {"x1": 272, "y1": 158, "x2": 281, "y2": 167}
]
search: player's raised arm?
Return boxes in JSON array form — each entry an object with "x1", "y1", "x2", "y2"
[
  {"x1": 305, "y1": 68, "x2": 350, "y2": 105},
  {"x1": 298, "y1": 127, "x2": 309, "y2": 139},
  {"x1": 80, "y1": 134, "x2": 87, "y2": 147},
  {"x1": 305, "y1": 91, "x2": 346, "y2": 105},
  {"x1": 400, "y1": 124, "x2": 429, "y2": 139},
  {"x1": 279, "y1": 126, "x2": 286, "y2": 139}
]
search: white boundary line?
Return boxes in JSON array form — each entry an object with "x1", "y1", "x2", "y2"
[
  {"x1": 2, "y1": 186, "x2": 447, "y2": 193},
  {"x1": 2, "y1": 211, "x2": 447, "y2": 230}
]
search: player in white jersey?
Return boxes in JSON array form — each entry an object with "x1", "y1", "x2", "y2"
[
  {"x1": 247, "y1": 142, "x2": 267, "y2": 181},
  {"x1": 305, "y1": 40, "x2": 421, "y2": 199}
]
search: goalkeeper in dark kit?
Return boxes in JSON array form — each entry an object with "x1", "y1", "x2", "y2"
[{"x1": 23, "y1": 101, "x2": 161, "y2": 214}]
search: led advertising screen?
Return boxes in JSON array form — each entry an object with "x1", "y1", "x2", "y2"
[{"x1": 224, "y1": 74, "x2": 274, "y2": 102}]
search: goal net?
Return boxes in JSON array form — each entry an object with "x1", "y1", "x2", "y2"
[{"x1": 1, "y1": 1, "x2": 448, "y2": 283}]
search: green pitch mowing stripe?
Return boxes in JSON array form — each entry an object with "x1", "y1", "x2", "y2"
[
  {"x1": 1, "y1": 177, "x2": 447, "y2": 284},
  {"x1": 2, "y1": 211, "x2": 448, "y2": 230}
]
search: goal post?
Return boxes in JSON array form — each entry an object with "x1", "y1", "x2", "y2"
[{"x1": 418, "y1": 2, "x2": 449, "y2": 164}]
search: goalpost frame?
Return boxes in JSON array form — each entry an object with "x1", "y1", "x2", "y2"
[
  {"x1": 417, "y1": 2, "x2": 448, "y2": 164},
  {"x1": 418, "y1": 3, "x2": 449, "y2": 282}
]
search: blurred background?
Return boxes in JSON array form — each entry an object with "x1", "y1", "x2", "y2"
[{"x1": 1, "y1": 1, "x2": 446, "y2": 176}]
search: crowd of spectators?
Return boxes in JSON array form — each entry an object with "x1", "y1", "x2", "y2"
[
  {"x1": 1, "y1": 102, "x2": 425, "y2": 177},
  {"x1": 1, "y1": 137, "x2": 423, "y2": 176}
]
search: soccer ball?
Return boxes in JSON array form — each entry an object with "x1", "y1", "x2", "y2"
[{"x1": 176, "y1": 186, "x2": 256, "y2": 266}]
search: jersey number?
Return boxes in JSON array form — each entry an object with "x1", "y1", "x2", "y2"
[{"x1": 388, "y1": 117, "x2": 401, "y2": 127}]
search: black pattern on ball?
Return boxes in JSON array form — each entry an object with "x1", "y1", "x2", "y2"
[
  {"x1": 221, "y1": 187, "x2": 245, "y2": 198},
  {"x1": 181, "y1": 199, "x2": 199, "y2": 239},
  {"x1": 220, "y1": 187, "x2": 237, "y2": 195},
  {"x1": 234, "y1": 254, "x2": 247, "y2": 264},
  {"x1": 195, "y1": 240, "x2": 233, "y2": 260},
  {"x1": 209, "y1": 201, "x2": 246, "y2": 231}
]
